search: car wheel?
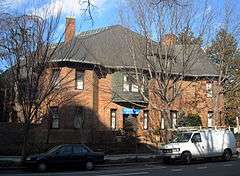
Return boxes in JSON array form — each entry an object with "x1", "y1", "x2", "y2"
[
  {"x1": 222, "y1": 149, "x2": 232, "y2": 161},
  {"x1": 181, "y1": 152, "x2": 192, "y2": 164},
  {"x1": 85, "y1": 161, "x2": 94, "y2": 171},
  {"x1": 37, "y1": 163, "x2": 47, "y2": 172}
]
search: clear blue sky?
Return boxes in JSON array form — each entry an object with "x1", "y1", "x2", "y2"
[
  {"x1": 0, "y1": 0, "x2": 239, "y2": 71},
  {"x1": 10, "y1": 0, "x2": 240, "y2": 38}
]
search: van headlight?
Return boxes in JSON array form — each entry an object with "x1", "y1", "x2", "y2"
[{"x1": 172, "y1": 148, "x2": 180, "y2": 152}]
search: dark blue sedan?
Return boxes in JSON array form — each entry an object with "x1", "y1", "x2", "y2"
[{"x1": 24, "y1": 144, "x2": 104, "y2": 172}]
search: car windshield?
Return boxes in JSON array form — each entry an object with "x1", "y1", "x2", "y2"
[{"x1": 172, "y1": 132, "x2": 192, "y2": 143}]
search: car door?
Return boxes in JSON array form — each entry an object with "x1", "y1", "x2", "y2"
[
  {"x1": 190, "y1": 133, "x2": 206, "y2": 157},
  {"x1": 72, "y1": 145, "x2": 89, "y2": 166},
  {"x1": 48, "y1": 145, "x2": 73, "y2": 167}
]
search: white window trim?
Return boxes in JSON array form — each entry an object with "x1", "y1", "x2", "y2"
[
  {"x1": 143, "y1": 110, "x2": 149, "y2": 130},
  {"x1": 123, "y1": 75, "x2": 130, "y2": 92},
  {"x1": 206, "y1": 82, "x2": 213, "y2": 98},
  {"x1": 171, "y1": 111, "x2": 178, "y2": 129},
  {"x1": 132, "y1": 83, "x2": 139, "y2": 92},
  {"x1": 161, "y1": 117, "x2": 165, "y2": 129},
  {"x1": 111, "y1": 109, "x2": 117, "y2": 129},
  {"x1": 208, "y1": 111, "x2": 213, "y2": 127},
  {"x1": 76, "y1": 70, "x2": 84, "y2": 90}
]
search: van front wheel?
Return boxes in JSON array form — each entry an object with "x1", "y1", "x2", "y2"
[
  {"x1": 222, "y1": 149, "x2": 232, "y2": 161},
  {"x1": 181, "y1": 152, "x2": 192, "y2": 164}
]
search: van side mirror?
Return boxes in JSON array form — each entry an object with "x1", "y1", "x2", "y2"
[{"x1": 191, "y1": 138, "x2": 197, "y2": 143}]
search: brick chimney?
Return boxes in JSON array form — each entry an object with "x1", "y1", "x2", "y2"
[
  {"x1": 161, "y1": 34, "x2": 176, "y2": 46},
  {"x1": 65, "y1": 17, "x2": 75, "y2": 42}
]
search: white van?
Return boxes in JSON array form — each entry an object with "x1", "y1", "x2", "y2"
[{"x1": 159, "y1": 128, "x2": 236, "y2": 163}]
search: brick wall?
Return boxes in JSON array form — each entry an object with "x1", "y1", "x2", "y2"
[{"x1": 1, "y1": 66, "x2": 224, "y2": 153}]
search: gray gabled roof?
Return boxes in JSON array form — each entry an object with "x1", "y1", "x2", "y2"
[{"x1": 52, "y1": 25, "x2": 219, "y2": 77}]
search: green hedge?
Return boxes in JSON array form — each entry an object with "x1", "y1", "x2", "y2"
[{"x1": 177, "y1": 113, "x2": 202, "y2": 127}]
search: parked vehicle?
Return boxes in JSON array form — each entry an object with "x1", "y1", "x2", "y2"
[
  {"x1": 23, "y1": 144, "x2": 104, "y2": 172},
  {"x1": 159, "y1": 128, "x2": 236, "y2": 164}
]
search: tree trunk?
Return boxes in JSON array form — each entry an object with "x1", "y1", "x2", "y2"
[
  {"x1": 213, "y1": 84, "x2": 221, "y2": 127},
  {"x1": 21, "y1": 123, "x2": 30, "y2": 160},
  {"x1": 161, "y1": 104, "x2": 171, "y2": 143}
]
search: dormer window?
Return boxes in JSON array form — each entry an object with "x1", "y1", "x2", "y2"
[{"x1": 123, "y1": 74, "x2": 145, "y2": 93}]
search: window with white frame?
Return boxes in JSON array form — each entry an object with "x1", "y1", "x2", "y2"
[
  {"x1": 143, "y1": 110, "x2": 149, "y2": 130},
  {"x1": 50, "y1": 107, "x2": 60, "y2": 129},
  {"x1": 123, "y1": 74, "x2": 145, "y2": 92},
  {"x1": 123, "y1": 75, "x2": 130, "y2": 91},
  {"x1": 206, "y1": 82, "x2": 213, "y2": 98},
  {"x1": 208, "y1": 111, "x2": 213, "y2": 127},
  {"x1": 110, "y1": 109, "x2": 117, "y2": 129},
  {"x1": 76, "y1": 70, "x2": 84, "y2": 90},
  {"x1": 131, "y1": 83, "x2": 139, "y2": 92},
  {"x1": 161, "y1": 116, "x2": 165, "y2": 129},
  {"x1": 170, "y1": 111, "x2": 178, "y2": 129}
]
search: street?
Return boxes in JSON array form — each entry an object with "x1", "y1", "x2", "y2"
[{"x1": 1, "y1": 159, "x2": 240, "y2": 176}]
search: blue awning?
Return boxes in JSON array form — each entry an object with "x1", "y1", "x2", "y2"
[{"x1": 123, "y1": 108, "x2": 141, "y2": 115}]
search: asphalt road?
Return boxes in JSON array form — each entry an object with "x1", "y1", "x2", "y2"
[{"x1": 1, "y1": 159, "x2": 240, "y2": 176}]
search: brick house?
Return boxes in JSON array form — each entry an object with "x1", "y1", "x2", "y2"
[{"x1": 36, "y1": 17, "x2": 224, "y2": 146}]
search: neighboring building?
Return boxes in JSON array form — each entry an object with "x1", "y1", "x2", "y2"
[{"x1": 2, "y1": 17, "x2": 224, "y2": 146}]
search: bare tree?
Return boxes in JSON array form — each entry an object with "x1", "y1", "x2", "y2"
[
  {"x1": 117, "y1": 0, "x2": 214, "y2": 141},
  {"x1": 0, "y1": 7, "x2": 94, "y2": 159}
]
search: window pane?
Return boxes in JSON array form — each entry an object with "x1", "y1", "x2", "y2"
[
  {"x1": 123, "y1": 75, "x2": 130, "y2": 91},
  {"x1": 111, "y1": 109, "x2": 116, "y2": 129},
  {"x1": 161, "y1": 117, "x2": 165, "y2": 129},
  {"x1": 171, "y1": 111, "x2": 178, "y2": 129},
  {"x1": 58, "y1": 146, "x2": 72, "y2": 155},
  {"x1": 208, "y1": 112, "x2": 213, "y2": 127},
  {"x1": 206, "y1": 83, "x2": 213, "y2": 97},
  {"x1": 192, "y1": 133, "x2": 202, "y2": 142},
  {"x1": 73, "y1": 146, "x2": 88, "y2": 154},
  {"x1": 52, "y1": 119, "x2": 59, "y2": 129},
  {"x1": 132, "y1": 84, "x2": 139, "y2": 92},
  {"x1": 76, "y1": 71, "x2": 84, "y2": 90},
  {"x1": 143, "y1": 111, "x2": 148, "y2": 130}
]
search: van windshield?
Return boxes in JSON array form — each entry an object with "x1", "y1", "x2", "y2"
[{"x1": 172, "y1": 133, "x2": 192, "y2": 143}]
